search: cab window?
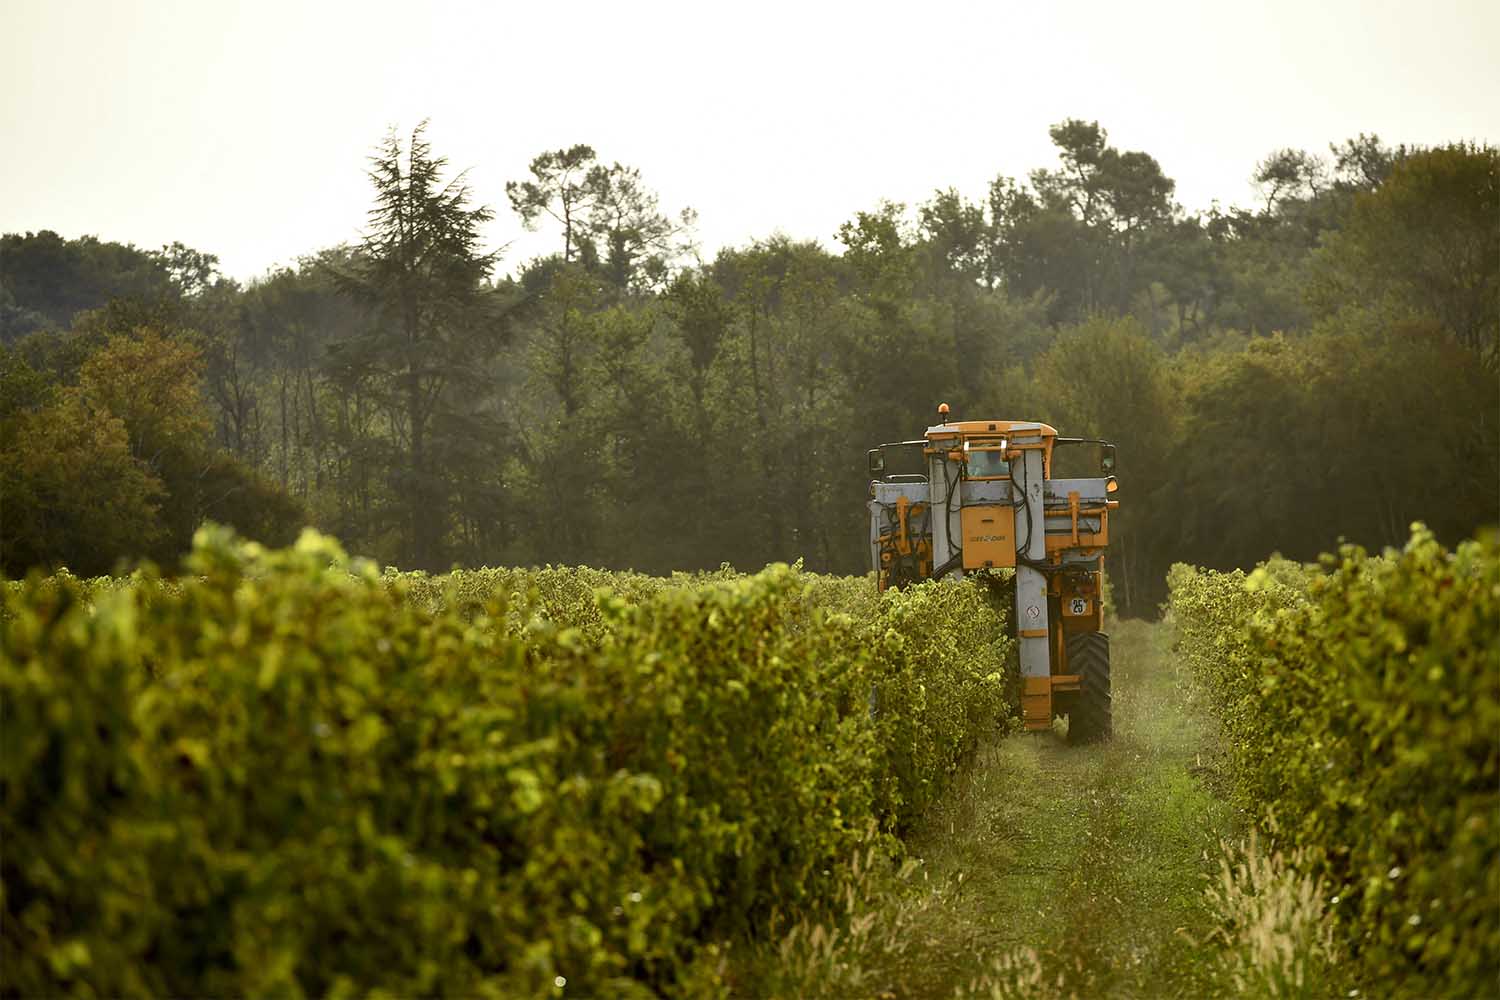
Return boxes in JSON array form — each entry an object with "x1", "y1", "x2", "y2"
[{"x1": 966, "y1": 447, "x2": 1009, "y2": 478}]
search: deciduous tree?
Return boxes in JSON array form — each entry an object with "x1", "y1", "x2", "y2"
[{"x1": 1308, "y1": 143, "x2": 1499, "y2": 365}]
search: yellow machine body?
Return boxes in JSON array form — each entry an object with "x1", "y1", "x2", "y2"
[
  {"x1": 866, "y1": 408, "x2": 1120, "y2": 734},
  {"x1": 959, "y1": 505, "x2": 1015, "y2": 569}
]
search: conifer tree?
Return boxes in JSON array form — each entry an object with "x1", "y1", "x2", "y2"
[{"x1": 335, "y1": 122, "x2": 501, "y2": 569}]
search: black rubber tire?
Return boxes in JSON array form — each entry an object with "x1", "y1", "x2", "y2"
[{"x1": 1066, "y1": 631, "x2": 1111, "y2": 744}]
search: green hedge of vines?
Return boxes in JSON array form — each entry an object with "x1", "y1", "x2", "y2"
[
  {"x1": 2, "y1": 527, "x2": 1013, "y2": 998},
  {"x1": 1168, "y1": 526, "x2": 1499, "y2": 997}
]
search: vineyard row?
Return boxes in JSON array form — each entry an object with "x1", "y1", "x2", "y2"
[
  {"x1": 2, "y1": 527, "x2": 1016, "y2": 998},
  {"x1": 1168, "y1": 525, "x2": 1499, "y2": 998}
]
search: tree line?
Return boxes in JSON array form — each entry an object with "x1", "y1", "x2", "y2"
[{"x1": 2, "y1": 121, "x2": 1495, "y2": 614}]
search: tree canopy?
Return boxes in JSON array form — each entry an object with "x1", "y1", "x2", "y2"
[{"x1": 3, "y1": 123, "x2": 1494, "y2": 611}]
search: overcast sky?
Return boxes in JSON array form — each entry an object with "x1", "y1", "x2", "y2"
[{"x1": 3, "y1": 0, "x2": 1497, "y2": 282}]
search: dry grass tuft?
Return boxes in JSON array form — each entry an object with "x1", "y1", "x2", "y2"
[{"x1": 1205, "y1": 829, "x2": 1342, "y2": 999}]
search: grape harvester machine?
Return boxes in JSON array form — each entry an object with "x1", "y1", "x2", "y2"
[{"x1": 865, "y1": 403, "x2": 1120, "y2": 741}]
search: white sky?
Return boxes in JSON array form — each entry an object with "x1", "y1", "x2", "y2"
[{"x1": 3, "y1": 0, "x2": 1497, "y2": 283}]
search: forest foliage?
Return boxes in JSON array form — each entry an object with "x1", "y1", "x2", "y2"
[{"x1": 2, "y1": 123, "x2": 1495, "y2": 608}]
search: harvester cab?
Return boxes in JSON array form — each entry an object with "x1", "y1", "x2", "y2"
[{"x1": 866, "y1": 403, "x2": 1120, "y2": 741}]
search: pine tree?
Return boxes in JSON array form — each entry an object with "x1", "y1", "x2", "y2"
[{"x1": 334, "y1": 122, "x2": 501, "y2": 569}]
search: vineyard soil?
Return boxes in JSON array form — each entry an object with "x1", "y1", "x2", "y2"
[{"x1": 747, "y1": 620, "x2": 1246, "y2": 998}]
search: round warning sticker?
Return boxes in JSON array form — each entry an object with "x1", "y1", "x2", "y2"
[{"x1": 1025, "y1": 605, "x2": 1041, "y2": 621}]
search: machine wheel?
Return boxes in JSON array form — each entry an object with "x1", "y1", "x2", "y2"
[{"x1": 1066, "y1": 631, "x2": 1111, "y2": 744}]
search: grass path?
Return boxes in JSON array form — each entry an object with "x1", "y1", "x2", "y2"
[{"x1": 743, "y1": 619, "x2": 1245, "y2": 998}]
